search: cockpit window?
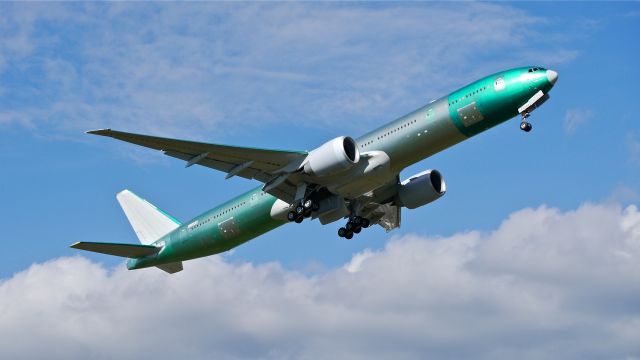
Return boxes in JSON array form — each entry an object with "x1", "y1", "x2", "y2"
[{"x1": 528, "y1": 67, "x2": 546, "y2": 73}]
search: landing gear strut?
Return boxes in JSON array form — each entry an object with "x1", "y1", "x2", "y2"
[
  {"x1": 520, "y1": 112, "x2": 532, "y2": 132},
  {"x1": 338, "y1": 216, "x2": 371, "y2": 239}
]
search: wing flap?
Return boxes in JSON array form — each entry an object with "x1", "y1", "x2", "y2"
[
  {"x1": 163, "y1": 149, "x2": 267, "y2": 182},
  {"x1": 71, "y1": 241, "x2": 160, "y2": 258}
]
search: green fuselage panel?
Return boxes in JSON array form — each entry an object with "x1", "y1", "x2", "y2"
[{"x1": 128, "y1": 188, "x2": 285, "y2": 270}]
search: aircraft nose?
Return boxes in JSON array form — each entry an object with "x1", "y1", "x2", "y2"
[{"x1": 546, "y1": 69, "x2": 558, "y2": 85}]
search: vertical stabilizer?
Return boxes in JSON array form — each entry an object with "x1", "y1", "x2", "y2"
[{"x1": 116, "y1": 190, "x2": 181, "y2": 245}]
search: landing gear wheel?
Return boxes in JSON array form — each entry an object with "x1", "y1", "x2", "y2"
[
  {"x1": 353, "y1": 226, "x2": 362, "y2": 234},
  {"x1": 361, "y1": 218, "x2": 371, "y2": 228},
  {"x1": 303, "y1": 208, "x2": 312, "y2": 218},
  {"x1": 287, "y1": 211, "x2": 296, "y2": 222},
  {"x1": 345, "y1": 221, "x2": 354, "y2": 231},
  {"x1": 295, "y1": 205, "x2": 305, "y2": 215},
  {"x1": 338, "y1": 227, "x2": 347, "y2": 237},
  {"x1": 520, "y1": 121, "x2": 532, "y2": 132},
  {"x1": 345, "y1": 231, "x2": 353, "y2": 240},
  {"x1": 352, "y1": 216, "x2": 362, "y2": 226},
  {"x1": 303, "y1": 199, "x2": 313, "y2": 210},
  {"x1": 294, "y1": 215, "x2": 304, "y2": 223}
]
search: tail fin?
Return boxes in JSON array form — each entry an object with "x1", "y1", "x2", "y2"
[{"x1": 116, "y1": 190, "x2": 181, "y2": 245}]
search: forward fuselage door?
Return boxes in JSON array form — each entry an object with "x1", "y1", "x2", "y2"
[{"x1": 218, "y1": 217, "x2": 240, "y2": 240}]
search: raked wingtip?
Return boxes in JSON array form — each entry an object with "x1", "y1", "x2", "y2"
[{"x1": 86, "y1": 128, "x2": 112, "y2": 136}]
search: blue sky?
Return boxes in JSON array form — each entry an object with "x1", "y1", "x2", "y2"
[{"x1": 1, "y1": 2, "x2": 640, "y2": 359}]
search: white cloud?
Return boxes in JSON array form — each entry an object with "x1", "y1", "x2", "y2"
[
  {"x1": 0, "y1": 3, "x2": 578, "y2": 139},
  {"x1": 1, "y1": 202, "x2": 640, "y2": 359},
  {"x1": 563, "y1": 108, "x2": 594, "y2": 135},
  {"x1": 608, "y1": 185, "x2": 640, "y2": 204}
]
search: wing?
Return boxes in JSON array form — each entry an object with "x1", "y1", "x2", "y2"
[{"x1": 88, "y1": 129, "x2": 308, "y2": 201}]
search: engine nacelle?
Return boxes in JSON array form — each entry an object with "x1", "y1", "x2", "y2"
[
  {"x1": 398, "y1": 170, "x2": 446, "y2": 209},
  {"x1": 303, "y1": 136, "x2": 360, "y2": 177}
]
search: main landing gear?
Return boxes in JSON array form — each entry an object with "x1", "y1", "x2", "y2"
[
  {"x1": 337, "y1": 216, "x2": 371, "y2": 240},
  {"x1": 520, "y1": 112, "x2": 532, "y2": 132},
  {"x1": 287, "y1": 199, "x2": 319, "y2": 224}
]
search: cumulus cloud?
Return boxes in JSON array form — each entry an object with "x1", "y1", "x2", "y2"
[
  {"x1": 0, "y1": 3, "x2": 577, "y2": 139},
  {"x1": 1, "y1": 203, "x2": 640, "y2": 359},
  {"x1": 563, "y1": 108, "x2": 594, "y2": 135}
]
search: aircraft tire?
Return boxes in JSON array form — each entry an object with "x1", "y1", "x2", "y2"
[
  {"x1": 345, "y1": 232, "x2": 353, "y2": 240},
  {"x1": 338, "y1": 227, "x2": 347, "y2": 237},
  {"x1": 287, "y1": 211, "x2": 296, "y2": 222},
  {"x1": 353, "y1": 226, "x2": 361, "y2": 234},
  {"x1": 520, "y1": 122, "x2": 532, "y2": 132},
  {"x1": 303, "y1": 199, "x2": 313, "y2": 210},
  {"x1": 295, "y1": 215, "x2": 304, "y2": 223}
]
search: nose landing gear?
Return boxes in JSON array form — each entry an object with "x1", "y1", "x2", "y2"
[
  {"x1": 337, "y1": 216, "x2": 371, "y2": 239},
  {"x1": 520, "y1": 112, "x2": 532, "y2": 132}
]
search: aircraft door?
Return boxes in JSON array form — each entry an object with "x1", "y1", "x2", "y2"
[
  {"x1": 218, "y1": 217, "x2": 240, "y2": 240},
  {"x1": 457, "y1": 102, "x2": 484, "y2": 127}
]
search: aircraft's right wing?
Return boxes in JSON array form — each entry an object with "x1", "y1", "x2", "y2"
[{"x1": 88, "y1": 129, "x2": 308, "y2": 201}]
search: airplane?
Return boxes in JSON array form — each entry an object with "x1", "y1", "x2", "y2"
[{"x1": 71, "y1": 66, "x2": 558, "y2": 274}]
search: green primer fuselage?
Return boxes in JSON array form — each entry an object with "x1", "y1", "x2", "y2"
[{"x1": 128, "y1": 66, "x2": 555, "y2": 270}]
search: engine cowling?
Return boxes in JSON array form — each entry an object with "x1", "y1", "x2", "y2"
[
  {"x1": 303, "y1": 136, "x2": 360, "y2": 177},
  {"x1": 398, "y1": 170, "x2": 446, "y2": 209}
]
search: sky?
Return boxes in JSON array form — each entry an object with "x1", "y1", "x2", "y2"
[{"x1": 1, "y1": 2, "x2": 639, "y2": 359}]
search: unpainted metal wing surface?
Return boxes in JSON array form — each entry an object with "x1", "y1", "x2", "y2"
[{"x1": 88, "y1": 129, "x2": 307, "y2": 202}]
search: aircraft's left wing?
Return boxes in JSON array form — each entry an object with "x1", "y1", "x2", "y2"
[{"x1": 88, "y1": 129, "x2": 307, "y2": 201}]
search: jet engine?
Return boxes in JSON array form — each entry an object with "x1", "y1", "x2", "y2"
[
  {"x1": 398, "y1": 170, "x2": 446, "y2": 209},
  {"x1": 303, "y1": 136, "x2": 360, "y2": 177}
]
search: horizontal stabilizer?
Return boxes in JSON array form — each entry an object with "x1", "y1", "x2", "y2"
[
  {"x1": 71, "y1": 241, "x2": 160, "y2": 258},
  {"x1": 156, "y1": 262, "x2": 183, "y2": 274}
]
